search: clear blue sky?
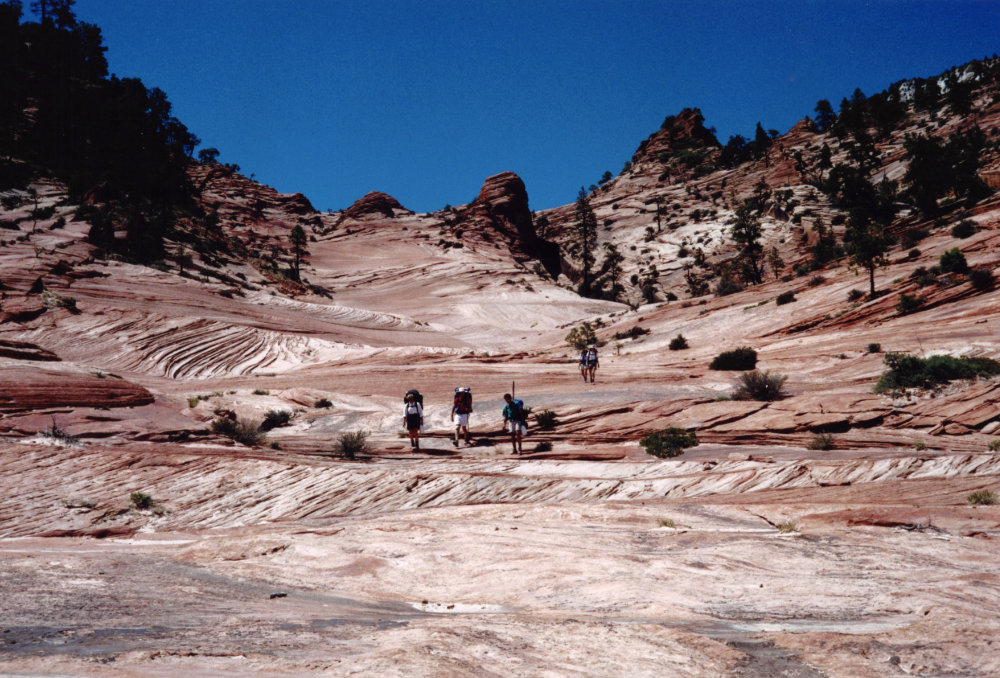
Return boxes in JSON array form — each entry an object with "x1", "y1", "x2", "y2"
[{"x1": 72, "y1": 0, "x2": 999, "y2": 213}]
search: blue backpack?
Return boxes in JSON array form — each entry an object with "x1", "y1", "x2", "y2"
[{"x1": 510, "y1": 398, "x2": 526, "y2": 422}]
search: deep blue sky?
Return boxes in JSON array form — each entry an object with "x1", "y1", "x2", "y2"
[{"x1": 72, "y1": 0, "x2": 999, "y2": 213}]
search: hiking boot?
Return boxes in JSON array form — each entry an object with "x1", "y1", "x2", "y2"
[{"x1": 452, "y1": 438, "x2": 459, "y2": 447}]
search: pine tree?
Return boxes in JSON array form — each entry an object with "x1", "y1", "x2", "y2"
[
  {"x1": 573, "y1": 187, "x2": 598, "y2": 296},
  {"x1": 729, "y1": 202, "x2": 763, "y2": 284},
  {"x1": 289, "y1": 224, "x2": 308, "y2": 281}
]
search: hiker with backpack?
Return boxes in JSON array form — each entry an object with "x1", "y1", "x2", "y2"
[
  {"x1": 584, "y1": 345, "x2": 599, "y2": 383},
  {"x1": 403, "y1": 390, "x2": 423, "y2": 450},
  {"x1": 502, "y1": 393, "x2": 527, "y2": 455},
  {"x1": 451, "y1": 386, "x2": 473, "y2": 447},
  {"x1": 578, "y1": 348, "x2": 590, "y2": 382}
]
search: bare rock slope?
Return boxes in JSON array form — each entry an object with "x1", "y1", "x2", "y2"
[{"x1": 3, "y1": 62, "x2": 1000, "y2": 675}]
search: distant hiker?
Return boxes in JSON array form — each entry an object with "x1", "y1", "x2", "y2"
[
  {"x1": 578, "y1": 348, "x2": 590, "y2": 382},
  {"x1": 403, "y1": 390, "x2": 423, "y2": 450},
  {"x1": 502, "y1": 393, "x2": 527, "y2": 455},
  {"x1": 451, "y1": 386, "x2": 473, "y2": 447},
  {"x1": 584, "y1": 345, "x2": 599, "y2": 383}
]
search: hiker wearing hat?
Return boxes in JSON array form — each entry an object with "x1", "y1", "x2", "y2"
[
  {"x1": 502, "y1": 393, "x2": 527, "y2": 455},
  {"x1": 451, "y1": 387, "x2": 473, "y2": 447},
  {"x1": 403, "y1": 391, "x2": 423, "y2": 450}
]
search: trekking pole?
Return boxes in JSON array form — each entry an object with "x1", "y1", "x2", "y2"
[{"x1": 512, "y1": 380, "x2": 515, "y2": 399}]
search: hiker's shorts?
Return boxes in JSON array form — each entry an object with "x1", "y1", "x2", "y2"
[
  {"x1": 508, "y1": 421, "x2": 527, "y2": 435},
  {"x1": 454, "y1": 413, "x2": 469, "y2": 427}
]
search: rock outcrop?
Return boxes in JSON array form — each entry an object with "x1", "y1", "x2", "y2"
[
  {"x1": 344, "y1": 191, "x2": 411, "y2": 219},
  {"x1": 0, "y1": 367, "x2": 154, "y2": 412},
  {"x1": 630, "y1": 107, "x2": 720, "y2": 166},
  {"x1": 460, "y1": 171, "x2": 562, "y2": 277}
]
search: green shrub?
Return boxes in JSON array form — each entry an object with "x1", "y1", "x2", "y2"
[
  {"x1": 968, "y1": 489, "x2": 998, "y2": 506},
  {"x1": 951, "y1": 219, "x2": 977, "y2": 238},
  {"x1": 640, "y1": 427, "x2": 699, "y2": 458},
  {"x1": 211, "y1": 417, "x2": 266, "y2": 446},
  {"x1": 733, "y1": 369, "x2": 787, "y2": 401},
  {"x1": 939, "y1": 248, "x2": 969, "y2": 274},
  {"x1": 907, "y1": 248, "x2": 921, "y2": 260},
  {"x1": 613, "y1": 326, "x2": 649, "y2": 341},
  {"x1": 847, "y1": 288, "x2": 864, "y2": 302},
  {"x1": 874, "y1": 353, "x2": 1000, "y2": 393},
  {"x1": 187, "y1": 396, "x2": 200, "y2": 408},
  {"x1": 534, "y1": 409, "x2": 558, "y2": 429},
  {"x1": 968, "y1": 268, "x2": 994, "y2": 291},
  {"x1": 668, "y1": 334, "x2": 689, "y2": 350},
  {"x1": 710, "y1": 346, "x2": 757, "y2": 371},
  {"x1": 775, "y1": 291, "x2": 796, "y2": 305},
  {"x1": 314, "y1": 398, "x2": 333, "y2": 408},
  {"x1": 130, "y1": 491, "x2": 153, "y2": 509},
  {"x1": 776, "y1": 521, "x2": 798, "y2": 533},
  {"x1": 896, "y1": 293, "x2": 924, "y2": 315},
  {"x1": 807, "y1": 433, "x2": 834, "y2": 450},
  {"x1": 867, "y1": 343, "x2": 882, "y2": 354},
  {"x1": 261, "y1": 409, "x2": 292, "y2": 431},
  {"x1": 989, "y1": 439, "x2": 1000, "y2": 452},
  {"x1": 252, "y1": 388, "x2": 270, "y2": 396},
  {"x1": 336, "y1": 430, "x2": 369, "y2": 459},
  {"x1": 910, "y1": 266, "x2": 937, "y2": 287},
  {"x1": 913, "y1": 440, "x2": 927, "y2": 451},
  {"x1": 565, "y1": 322, "x2": 597, "y2": 351},
  {"x1": 714, "y1": 273, "x2": 743, "y2": 297}
]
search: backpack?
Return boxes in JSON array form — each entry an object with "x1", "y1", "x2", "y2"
[
  {"x1": 453, "y1": 387, "x2": 472, "y2": 414},
  {"x1": 404, "y1": 389, "x2": 423, "y2": 406},
  {"x1": 579, "y1": 350, "x2": 588, "y2": 364},
  {"x1": 509, "y1": 398, "x2": 525, "y2": 422}
]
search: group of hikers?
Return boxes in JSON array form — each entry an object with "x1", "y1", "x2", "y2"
[
  {"x1": 402, "y1": 387, "x2": 529, "y2": 454},
  {"x1": 399, "y1": 347, "x2": 598, "y2": 454}
]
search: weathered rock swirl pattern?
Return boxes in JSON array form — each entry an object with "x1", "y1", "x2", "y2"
[{"x1": 2, "y1": 444, "x2": 997, "y2": 537}]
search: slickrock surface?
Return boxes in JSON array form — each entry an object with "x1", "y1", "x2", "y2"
[{"x1": 3, "y1": 79, "x2": 1000, "y2": 675}]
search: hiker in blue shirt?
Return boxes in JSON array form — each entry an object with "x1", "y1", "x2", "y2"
[{"x1": 502, "y1": 393, "x2": 527, "y2": 455}]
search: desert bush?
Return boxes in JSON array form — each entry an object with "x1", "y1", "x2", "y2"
[
  {"x1": 913, "y1": 440, "x2": 927, "y2": 451},
  {"x1": 874, "y1": 352, "x2": 1000, "y2": 393},
  {"x1": 534, "y1": 409, "x2": 558, "y2": 429},
  {"x1": 775, "y1": 521, "x2": 798, "y2": 533},
  {"x1": 640, "y1": 427, "x2": 699, "y2": 458},
  {"x1": 807, "y1": 433, "x2": 834, "y2": 450},
  {"x1": 968, "y1": 268, "x2": 994, "y2": 291},
  {"x1": 40, "y1": 420, "x2": 79, "y2": 444},
  {"x1": 336, "y1": 430, "x2": 369, "y2": 459},
  {"x1": 896, "y1": 293, "x2": 924, "y2": 315},
  {"x1": 261, "y1": 409, "x2": 292, "y2": 431},
  {"x1": 907, "y1": 248, "x2": 921, "y2": 260},
  {"x1": 847, "y1": 288, "x2": 864, "y2": 302},
  {"x1": 252, "y1": 388, "x2": 270, "y2": 396},
  {"x1": 967, "y1": 489, "x2": 998, "y2": 506},
  {"x1": 775, "y1": 291, "x2": 796, "y2": 305},
  {"x1": 613, "y1": 325, "x2": 650, "y2": 340},
  {"x1": 532, "y1": 441, "x2": 553, "y2": 453},
  {"x1": 187, "y1": 396, "x2": 200, "y2": 408},
  {"x1": 714, "y1": 273, "x2": 743, "y2": 297},
  {"x1": 951, "y1": 219, "x2": 977, "y2": 238},
  {"x1": 989, "y1": 439, "x2": 1000, "y2": 452},
  {"x1": 565, "y1": 322, "x2": 597, "y2": 350},
  {"x1": 939, "y1": 248, "x2": 969, "y2": 274},
  {"x1": 710, "y1": 346, "x2": 757, "y2": 371},
  {"x1": 867, "y1": 343, "x2": 882, "y2": 354},
  {"x1": 808, "y1": 274, "x2": 826, "y2": 287},
  {"x1": 910, "y1": 266, "x2": 938, "y2": 287},
  {"x1": 314, "y1": 398, "x2": 333, "y2": 408},
  {"x1": 733, "y1": 369, "x2": 787, "y2": 401},
  {"x1": 130, "y1": 491, "x2": 153, "y2": 509},
  {"x1": 669, "y1": 334, "x2": 689, "y2": 350},
  {"x1": 211, "y1": 417, "x2": 266, "y2": 447}
]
